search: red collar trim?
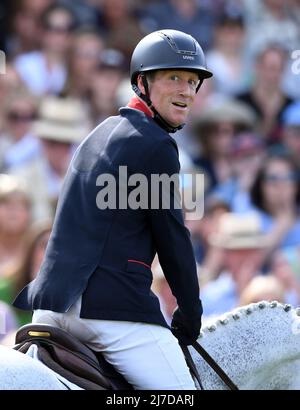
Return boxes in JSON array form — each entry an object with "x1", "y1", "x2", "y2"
[{"x1": 127, "y1": 97, "x2": 153, "y2": 118}]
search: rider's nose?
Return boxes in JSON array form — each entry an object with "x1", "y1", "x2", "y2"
[{"x1": 179, "y1": 81, "x2": 194, "y2": 98}]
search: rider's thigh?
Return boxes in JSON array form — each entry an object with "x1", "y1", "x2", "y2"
[
  {"x1": 87, "y1": 320, "x2": 196, "y2": 390},
  {"x1": 32, "y1": 309, "x2": 65, "y2": 328},
  {"x1": 33, "y1": 299, "x2": 196, "y2": 390},
  {"x1": 32, "y1": 298, "x2": 97, "y2": 344}
]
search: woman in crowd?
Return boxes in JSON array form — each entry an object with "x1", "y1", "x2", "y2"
[
  {"x1": 8, "y1": 220, "x2": 52, "y2": 326},
  {"x1": 250, "y1": 152, "x2": 300, "y2": 251}
]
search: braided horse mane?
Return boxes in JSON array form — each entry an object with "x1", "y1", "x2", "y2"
[
  {"x1": 0, "y1": 301, "x2": 300, "y2": 389},
  {"x1": 191, "y1": 301, "x2": 300, "y2": 390}
]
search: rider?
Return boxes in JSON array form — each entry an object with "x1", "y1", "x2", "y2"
[{"x1": 13, "y1": 29, "x2": 213, "y2": 390}]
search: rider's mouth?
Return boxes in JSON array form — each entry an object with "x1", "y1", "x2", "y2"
[{"x1": 172, "y1": 102, "x2": 188, "y2": 109}]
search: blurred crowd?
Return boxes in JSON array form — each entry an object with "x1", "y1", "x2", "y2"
[{"x1": 0, "y1": 0, "x2": 300, "y2": 343}]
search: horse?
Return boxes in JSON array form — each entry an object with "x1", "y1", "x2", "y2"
[
  {"x1": 0, "y1": 344, "x2": 80, "y2": 390},
  {"x1": 0, "y1": 301, "x2": 300, "y2": 390}
]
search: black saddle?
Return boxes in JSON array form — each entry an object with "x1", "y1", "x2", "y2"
[{"x1": 14, "y1": 323, "x2": 133, "y2": 390}]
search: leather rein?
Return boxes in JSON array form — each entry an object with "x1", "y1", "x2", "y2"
[{"x1": 181, "y1": 341, "x2": 239, "y2": 390}]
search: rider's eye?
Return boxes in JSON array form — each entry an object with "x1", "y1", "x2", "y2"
[{"x1": 170, "y1": 75, "x2": 179, "y2": 81}]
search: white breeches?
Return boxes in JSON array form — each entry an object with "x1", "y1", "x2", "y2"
[{"x1": 32, "y1": 298, "x2": 196, "y2": 390}]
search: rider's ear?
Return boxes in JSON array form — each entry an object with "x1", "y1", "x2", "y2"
[{"x1": 137, "y1": 74, "x2": 146, "y2": 94}]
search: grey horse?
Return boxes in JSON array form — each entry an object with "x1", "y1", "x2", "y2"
[{"x1": 0, "y1": 301, "x2": 300, "y2": 390}]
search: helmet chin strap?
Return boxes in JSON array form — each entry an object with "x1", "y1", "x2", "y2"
[{"x1": 132, "y1": 75, "x2": 184, "y2": 134}]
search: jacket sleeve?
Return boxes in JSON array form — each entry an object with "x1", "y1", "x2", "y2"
[{"x1": 145, "y1": 139, "x2": 202, "y2": 321}]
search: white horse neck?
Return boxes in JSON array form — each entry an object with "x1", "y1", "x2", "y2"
[
  {"x1": 1, "y1": 301, "x2": 300, "y2": 390},
  {"x1": 192, "y1": 301, "x2": 300, "y2": 390},
  {"x1": 0, "y1": 345, "x2": 68, "y2": 390}
]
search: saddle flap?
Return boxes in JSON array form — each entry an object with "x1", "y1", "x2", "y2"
[
  {"x1": 37, "y1": 344, "x2": 107, "y2": 390},
  {"x1": 14, "y1": 323, "x2": 133, "y2": 390},
  {"x1": 15, "y1": 323, "x2": 99, "y2": 368}
]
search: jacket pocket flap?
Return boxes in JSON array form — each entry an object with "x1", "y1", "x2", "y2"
[{"x1": 126, "y1": 260, "x2": 151, "y2": 276}]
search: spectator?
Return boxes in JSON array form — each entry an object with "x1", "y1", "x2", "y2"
[
  {"x1": 236, "y1": 44, "x2": 294, "y2": 142},
  {"x1": 95, "y1": 0, "x2": 145, "y2": 66},
  {"x1": 0, "y1": 64, "x2": 23, "y2": 133},
  {"x1": 239, "y1": 275, "x2": 285, "y2": 305},
  {"x1": 59, "y1": 0, "x2": 99, "y2": 27},
  {"x1": 214, "y1": 131, "x2": 266, "y2": 212},
  {"x1": 7, "y1": 0, "x2": 54, "y2": 58},
  {"x1": 270, "y1": 247, "x2": 300, "y2": 305},
  {"x1": 206, "y1": 12, "x2": 250, "y2": 96},
  {"x1": 151, "y1": 259, "x2": 177, "y2": 325},
  {"x1": 6, "y1": 220, "x2": 52, "y2": 326},
  {"x1": 0, "y1": 174, "x2": 31, "y2": 293},
  {"x1": 191, "y1": 98, "x2": 257, "y2": 193},
  {"x1": 185, "y1": 194, "x2": 231, "y2": 277},
  {"x1": 10, "y1": 96, "x2": 90, "y2": 221},
  {"x1": 0, "y1": 88, "x2": 40, "y2": 172},
  {"x1": 89, "y1": 48, "x2": 126, "y2": 124},
  {"x1": 287, "y1": 0, "x2": 300, "y2": 26},
  {"x1": 62, "y1": 26, "x2": 105, "y2": 101},
  {"x1": 139, "y1": 0, "x2": 215, "y2": 51},
  {"x1": 245, "y1": 0, "x2": 299, "y2": 61},
  {"x1": 14, "y1": 3, "x2": 76, "y2": 96},
  {"x1": 250, "y1": 152, "x2": 300, "y2": 252},
  {"x1": 201, "y1": 212, "x2": 270, "y2": 319}
]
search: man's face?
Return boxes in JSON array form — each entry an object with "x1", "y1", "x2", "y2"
[{"x1": 138, "y1": 70, "x2": 200, "y2": 127}]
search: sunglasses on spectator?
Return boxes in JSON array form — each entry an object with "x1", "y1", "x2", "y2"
[
  {"x1": 44, "y1": 22, "x2": 74, "y2": 33},
  {"x1": 263, "y1": 172, "x2": 298, "y2": 182},
  {"x1": 8, "y1": 112, "x2": 37, "y2": 122}
]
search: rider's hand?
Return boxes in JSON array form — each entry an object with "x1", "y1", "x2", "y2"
[{"x1": 171, "y1": 303, "x2": 202, "y2": 346}]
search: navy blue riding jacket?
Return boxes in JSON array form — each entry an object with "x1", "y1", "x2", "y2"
[{"x1": 13, "y1": 106, "x2": 202, "y2": 328}]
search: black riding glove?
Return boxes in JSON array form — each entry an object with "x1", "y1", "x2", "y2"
[{"x1": 171, "y1": 302, "x2": 203, "y2": 346}]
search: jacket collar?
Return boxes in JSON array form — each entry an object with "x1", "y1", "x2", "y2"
[{"x1": 127, "y1": 96, "x2": 153, "y2": 118}]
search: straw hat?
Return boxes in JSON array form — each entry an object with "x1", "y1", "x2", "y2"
[
  {"x1": 193, "y1": 99, "x2": 257, "y2": 130},
  {"x1": 209, "y1": 212, "x2": 269, "y2": 249},
  {"x1": 0, "y1": 174, "x2": 29, "y2": 201},
  {"x1": 34, "y1": 97, "x2": 89, "y2": 144}
]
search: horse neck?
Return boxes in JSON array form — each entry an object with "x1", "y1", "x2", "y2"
[{"x1": 192, "y1": 302, "x2": 300, "y2": 390}]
